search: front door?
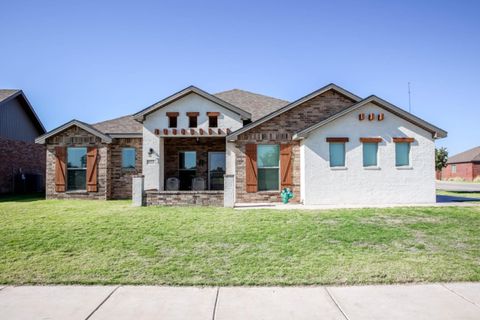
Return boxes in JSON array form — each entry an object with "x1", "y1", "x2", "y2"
[{"x1": 208, "y1": 152, "x2": 226, "y2": 190}]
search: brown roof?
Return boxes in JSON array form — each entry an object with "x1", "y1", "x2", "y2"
[
  {"x1": 0, "y1": 89, "x2": 20, "y2": 103},
  {"x1": 78, "y1": 88, "x2": 289, "y2": 135},
  {"x1": 448, "y1": 146, "x2": 480, "y2": 164},
  {"x1": 215, "y1": 89, "x2": 289, "y2": 121},
  {"x1": 92, "y1": 115, "x2": 142, "y2": 134}
]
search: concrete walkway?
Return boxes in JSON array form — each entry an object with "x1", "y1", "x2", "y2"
[
  {"x1": 437, "y1": 180, "x2": 480, "y2": 192},
  {"x1": 0, "y1": 283, "x2": 479, "y2": 319},
  {"x1": 235, "y1": 200, "x2": 480, "y2": 210}
]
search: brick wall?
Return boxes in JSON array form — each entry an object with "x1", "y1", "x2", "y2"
[
  {"x1": 145, "y1": 190, "x2": 223, "y2": 206},
  {"x1": 0, "y1": 137, "x2": 45, "y2": 193},
  {"x1": 441, "y1": 162, "x2": 474, "y2": 181},
  {"x1": 474, "y1": 163, "x2": 480, "y2": 180},
  {"x1": 164, "y1": 137, "x2": 225, "y2": 187},
  {"x1": 45, "y1": 126, "x2": 109, "y2": 200},
  {"x1": 234, "y1": 90, "x2": 356, "y2": 203},
  {"x1": 110, "y1": 138, "x2": 143, "y2": 199}
]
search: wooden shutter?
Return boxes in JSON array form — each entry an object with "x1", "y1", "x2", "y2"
[
  {"x1": 55, "y1": 147, "x2": 66, "y2": 192},
  {"x1": 280, "y1": 144, "x2": 293, "y2": 188},
  {"x1": 86, "y1": 147, "x2": 98, "y2": 192},
  {"x1": 245, "y1": 144, "x2": 257, "y2": 193}
]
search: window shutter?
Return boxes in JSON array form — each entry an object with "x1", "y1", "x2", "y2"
[
  {"x1": 245, "y1": 144, "x2": 257, "y2": 193},
  {"x1": 86, "y1": 147, "x2": 98, "y2": 192},
  {"x1": 55, "y1": 147, "x2": 66, "y2": 192},
  {"x1": 280, "y1": 144, "x2": 293, "y2": 188}
]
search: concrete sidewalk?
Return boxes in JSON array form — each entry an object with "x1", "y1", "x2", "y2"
[{"x1": 0, "y1": 283, "x2": 479, "y2": 319}]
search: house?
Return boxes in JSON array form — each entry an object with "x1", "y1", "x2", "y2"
[
  {"x1": 35, "y1": 84, "x2": 447, "y2": 206},
  {"x1": 440, "y1": 146, "x2": 480, "y2": 181},
  {"x1": 0, "y1": 90, "x2": 46, "y2": 194}
]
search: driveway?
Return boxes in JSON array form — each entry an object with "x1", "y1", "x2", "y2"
[
  {"x1": 0, "y1": 283, "x2": 479, "y2": 319},
  {"x1": 437, "y1": 181, "x2": 480, "y2": 192}
]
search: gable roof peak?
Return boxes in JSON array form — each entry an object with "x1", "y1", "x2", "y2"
[
  {"x1": 226, "y1": 83, "x2": 362, "y2": 140},
  {"x1": 35, "y1": 119, "x2": 112, "y2": 144},
  {"x1": 293, "y1": 94, "x2": 447, "y2": 140},
  {"x1": 134, "y1": 85, "x2": 251, "y2": 121}
]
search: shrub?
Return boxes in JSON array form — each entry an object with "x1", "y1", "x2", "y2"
[{"x1": 474, "y1": 176, "x2": 480, "y2": 183}]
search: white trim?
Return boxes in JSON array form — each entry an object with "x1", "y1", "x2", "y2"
[{"x1": 35, "y1": 119, "x2": 112, "y2": 144}]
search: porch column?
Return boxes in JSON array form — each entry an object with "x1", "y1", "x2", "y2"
[
  {"x1": 159, "y1": 137, "x2": 165, "y2": 191},
  {"x1": 224, "y1": 174, "x2": 235, "y2": 208}
]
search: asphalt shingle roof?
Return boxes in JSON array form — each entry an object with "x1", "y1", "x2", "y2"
[
  {"x1": 447, "y1": 146, "x2": 480, "y2": 164},
  {"x1": 89, "y1": 89, "x2": 288, "y2": 134},
  {"x1": 214, "y1": 89, "x2": 289, "y2": 121},
  {"x1": 91, "y1": 115, "x2": 142, "y2": 134}
]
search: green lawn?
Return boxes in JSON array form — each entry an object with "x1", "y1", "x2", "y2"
[{"x1": 1, "y1": 196, "x2": 479, "y2": 285}]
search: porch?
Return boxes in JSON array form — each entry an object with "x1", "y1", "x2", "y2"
[{"x1": 162, "y1": 137, "x2": 226, "y2": 191}]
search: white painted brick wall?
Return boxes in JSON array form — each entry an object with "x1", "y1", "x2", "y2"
[{"x1": 302, "y1": 102, "x2": 436, "y2": 205}]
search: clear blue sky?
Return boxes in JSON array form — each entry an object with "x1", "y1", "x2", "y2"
[{"x1": 1, "y1": 0, "x2": 479, "y2": 155}]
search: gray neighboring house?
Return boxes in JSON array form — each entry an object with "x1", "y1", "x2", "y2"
[{"x1": 0, "y1": 90, "x2": 46, "y2": 194}]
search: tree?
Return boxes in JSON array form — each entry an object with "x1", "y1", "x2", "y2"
[{"x1": 435, "y1": 147, "x2": 448, "y2": 171}]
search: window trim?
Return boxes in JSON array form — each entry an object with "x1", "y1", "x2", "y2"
[
  {"x1": 451, "y1": 164, "x2": 457, "y2": 173},
  {"x1": 257, "y1": 144, "x2": 280, "y2": 191},
  {"x1": 121, "y1": 147, "x2": 136, "y2": 170},
  {"x1": 66, "y1": 147, "x2": 87, "y2": 191}
]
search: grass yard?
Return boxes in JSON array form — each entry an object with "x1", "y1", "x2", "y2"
[{"x1": 0, "y1": 196, "x2": 479, "y2": 286}]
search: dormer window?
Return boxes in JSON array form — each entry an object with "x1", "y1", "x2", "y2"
[
  {"x1": 207, "y1": 112, "x2": 219, "y2": 128},
  {"x1": 167, "y1": 112, "x2": 178, "y2": 128},
  {"x1": 187, "y1": 112, "x2": 199, "y2": 128}
]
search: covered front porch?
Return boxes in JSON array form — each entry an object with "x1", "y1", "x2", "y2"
[
  {"x1": 162, "y1": 137, "x2": 226, "y2": 191},
  {"x1": 141, "y1": 137, "x2": 228, "y2": 206}
]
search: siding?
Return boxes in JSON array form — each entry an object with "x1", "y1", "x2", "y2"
[{"x1": 0, "y1": 97, "x2": 42, "y2": 142}]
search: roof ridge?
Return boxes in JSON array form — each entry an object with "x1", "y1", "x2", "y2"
[
  {"x1": 215, "y1": 88, "x2": 289, "y2": 103},
  {"x1": 91, "y1": 114, "x2": 134, "y2": 126}
]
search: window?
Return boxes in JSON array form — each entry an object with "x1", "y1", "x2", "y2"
[
  {"x1": 179, "y1": 151, "x2": 196, "y2": 170},
  {"x1": 67, "y1": 147, "x2": 87, "y2": 191},
  {"x1": 179, "y1": 151, "x2": 196, "y2": 190},
  {"x1": 451, "y1": 164, "x2": 457, "y2": 173},
  {"x1": 167, "y1": 112, "x2": 178, "y2": 128},
  {"x1": 363, "y1": 143, "x2": 378, "y2": 167},
  {"x1": 395, "y1": 142, "x2": 411, "y2": 166},
  {"x1": 187, "y1": 112, "x2": 199, "y2": 128},
  {"x1": 329, "y1": 143, "x2": 345, "y2": 167},
  {"x1": 122, "y1": 148, "x2": 136, "y2": 169},
  {"x1": 209, "y1": 115, "x2": 218, "y2": 128},
  {"x1": 257, "y1": 145, "x2": 280, "y2": 191},
  {"x1": 168, "y1": 116, "x2": 177, "y2": 128}
]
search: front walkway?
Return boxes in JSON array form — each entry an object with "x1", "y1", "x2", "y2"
[{"x1": 1, "y1": 283, "x2": 479, "y2": 319}]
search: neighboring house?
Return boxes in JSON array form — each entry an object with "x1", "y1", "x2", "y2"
[
  {"x1": 441, "y1": 146, "x2": 480, "y2": 181},
  {"x1": 0, "y1": 90, "x2": 46, "y2": 194},
  {"x1": 35, "y1": 84, "x2": 447, "y2": 206}
]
